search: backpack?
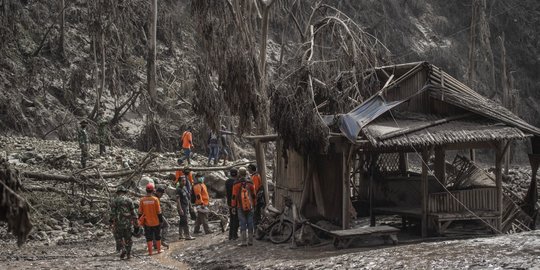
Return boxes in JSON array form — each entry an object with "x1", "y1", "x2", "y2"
[{"x1": 240, "y1": 182, "x2": 253, "y2": 212}]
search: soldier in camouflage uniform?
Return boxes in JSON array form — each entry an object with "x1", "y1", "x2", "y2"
[
  {"x1": 97, "y1": 111, "x2": 109, "y2": 156},
  {"x1": 110, "y1": 186, "x2": 138, "y2": 260},
  {"x1": 78, "y1": 120, "x2": 89, "y2": 168}
]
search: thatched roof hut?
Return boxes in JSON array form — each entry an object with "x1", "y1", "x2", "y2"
[{"x1": 258, "y1": 61, "x2": 539, "y2": 237}]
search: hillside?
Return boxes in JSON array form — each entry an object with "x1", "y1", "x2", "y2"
[{"x1": 1, "y1": 1, "x2": 539, "y2": 153}]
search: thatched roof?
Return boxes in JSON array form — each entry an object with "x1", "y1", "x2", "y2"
[
  {"x1": 363, "y1": 117, "x2": 528, "y2": 148},
  {"x1": 335, "y1": 61, "x2": 540, "y2": 148}
]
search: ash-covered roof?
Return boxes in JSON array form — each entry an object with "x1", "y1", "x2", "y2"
[
  {"x1": 336, "y1": 61, "x2": 540, "y2": 148},
  {"x1": 363, "y1": 117, "x2": 528, "y2": 148}
]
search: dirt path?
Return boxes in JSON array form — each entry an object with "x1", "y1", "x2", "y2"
[{"x1": 153, "y1": 240, "x2": 191, "y2": 270}]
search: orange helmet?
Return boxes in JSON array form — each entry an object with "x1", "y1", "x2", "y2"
[{"x1": 146, "y1": 183, "x2": 155, "y2": 192}]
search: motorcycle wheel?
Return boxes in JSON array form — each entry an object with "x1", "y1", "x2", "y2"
[{"x1": 269, "y1": 220, "x2": 293, "y2": 244}]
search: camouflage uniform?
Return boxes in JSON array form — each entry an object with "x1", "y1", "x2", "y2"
[
  {"x1": 97, "y1": 117, "x2": 108, "y2": 156},
  {"x1": 78, "y1": 124, "x2": 89, "y2": 168},
  {"x1": 110, "y1": 191, "x2": 137, "y2": 258}
]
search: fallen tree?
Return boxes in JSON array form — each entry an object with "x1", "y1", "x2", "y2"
[{"x1": 21, "y1": 160, "x2": 255, "y2": 183}]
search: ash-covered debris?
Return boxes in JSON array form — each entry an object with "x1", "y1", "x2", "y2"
[{"x1": 0, "y1": 135, "x2": 246, "y2": 247}]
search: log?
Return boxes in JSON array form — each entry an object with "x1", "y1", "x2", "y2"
[{"x1": 21, "y1": 161, "x2": 255, "y2": 182}]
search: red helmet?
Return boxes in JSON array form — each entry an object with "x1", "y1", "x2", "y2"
[{"x1": 146, "y1": 183, "x2": 155, "y2": 191}]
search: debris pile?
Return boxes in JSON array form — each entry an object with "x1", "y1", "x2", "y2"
[{"x1": 0, "y1": 135, "x2": 248, "y2": 246}]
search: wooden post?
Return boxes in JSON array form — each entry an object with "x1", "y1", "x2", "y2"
[
  {"x1": 495, "y1": 141, "x2": 506, "y2": 232},
  {"x1": 434, "y1": 147, "x2": 445, "y2": 185},
  {"x1": 399, "y1": 153, "x2": 408, "y2": 175},
  {"x1": 369, "y1": 153, "x2": 377, "y2": 227},
  {"x1": 342, "y1": 148, "x2": 350, "y2": 229},
  {"x1": 421, "y1": 148, "x2": 429, "y2": 238},
  {"x1": 255, "y1": 141, "x2": 270, "y2": 206}
]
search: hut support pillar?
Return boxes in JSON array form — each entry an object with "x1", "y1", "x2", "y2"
[
  {"x1": 434, "y1": 147, "x2": 445, "y2": 185},
  {"x1": 342, "y1": 151, "x2": 350, "y2": 229},
  {"x1": 255, "y1": 141, "x2": 270, "y2": 206},
  {"x1": 369, "y1": 153, "x2": 377, "y2": 227},
  {"x1": 421, "y1": 148, "x2": 429, "y2": 238},
  {"x1": 495, "y1": 141, "x2": 508, "y2": 232},
  {"x1": 399, "y1": 153, "x2": 408, "y2": 175}
]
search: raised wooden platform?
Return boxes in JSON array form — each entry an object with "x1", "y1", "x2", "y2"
[{"x1": 329, "y1": 225, "x2": 400, "y2": 249}]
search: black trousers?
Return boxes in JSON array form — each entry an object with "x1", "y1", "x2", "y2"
[
  {"x1": 229, "y1": 208, "x2": 239, "y2": 239},
  {"x1": 144, "y1": 225, "x2": 161, "y2": 242}
]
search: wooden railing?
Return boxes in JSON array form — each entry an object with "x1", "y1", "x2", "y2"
[{"x1": 428, "y1": 188, "x2": 498, "y2": 213}]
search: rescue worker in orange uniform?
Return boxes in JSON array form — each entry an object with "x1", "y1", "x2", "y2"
[
  {"x1": 179, "y1": 127, "x2": 194, "y2": 165},
  {"x1": 248, "y1": 164, "x2": 264, "y2": 225},
  {"x1": 192, "y1": 173, "x2": 212, "y2": 234},
  {"x1": 231, "y1": 167, "x2": 257, "y2": 246},
  {"x1": 174, "y1": 162, "x2": 194, "y2": 194},
  {"x1": 138, "y1": 183, "x2": 163, "y2": 255}
]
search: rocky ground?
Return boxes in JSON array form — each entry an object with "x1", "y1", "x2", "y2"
[{"x1": 1, "y1": 135, "x2": 539, "y2": 269}]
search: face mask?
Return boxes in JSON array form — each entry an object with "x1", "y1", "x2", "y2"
[{"x1": 197, "y1": 177, "x2": 204, "y2": 183}]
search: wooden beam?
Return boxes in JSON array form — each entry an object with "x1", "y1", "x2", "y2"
[
  {"x1": 255, "y1": 141, "x2": 270, "y2": 206},
  {"x1": 434, "y1": 147, "x2": 446, "y2": 185},
  {"x1": 244, "y1": 134, "x2": 278, "y2": 142},
  {"x1": 421, "y1": 148, "x2": 429, "y2": 238}
]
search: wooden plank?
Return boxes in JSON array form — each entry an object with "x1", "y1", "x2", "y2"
[
  {"x1": 330, "y1": 225, "x2": 400, "y2": 237},
  {"x1": 373, "y1": 207, "x2": 423, "y2": 218},
  {"x1": 421, "y1": 148, "x2": 429, "y2": 238}
]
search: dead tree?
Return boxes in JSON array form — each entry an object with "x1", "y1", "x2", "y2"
[
  {"x1": 270, "y1": 2, "x2": 389, "y2": 156},
  {"x1": 59, "y1": 0, "x2": 65, "y2": 58},
  {"x1": 191, "y1": 0, "x2": 275, "y2": 134},
  {"x1": 147, "y1": 0, "x2": 158, "y2": 107}
]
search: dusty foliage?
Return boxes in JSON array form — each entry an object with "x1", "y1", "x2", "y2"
[
  {"x1": 270, "y1": 3, "x2": 390, "y2": 156},
  {"x1": 0, "y1": 159, "x2": 32, "y2": 246},
  {"x1": 191, "y1": 0, "x2": 265, "y2": 133},
  {"x1": 270, "y1": 67, "x2": 330, "y2": 156}
]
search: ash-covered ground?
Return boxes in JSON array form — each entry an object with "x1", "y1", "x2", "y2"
[{"x1": 0, "y1": 135, "x2": 539, "y2": 269}]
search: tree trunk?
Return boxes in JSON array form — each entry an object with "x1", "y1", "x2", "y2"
[
  {"x1": 59, "y1": 0, "x2": 65, "y2": 58},
  {"x1": 467, "y1": 0, "x2": 478, "y2": 161},
  {"x1": 499, "y1": 34, "x2": 511, "y2": 174},
  {"x1": 467, "y1": 0, "x2": 477, "y2": 87},
  {"x1": 91, "y1": 31, "x2": 105, "y2": 119},
  {"x1": 147, "y1": 0, "x2": 158, "y2": 107},
  {"x1": 255, "y1": 0, "x2": 275, "y2": 135}
]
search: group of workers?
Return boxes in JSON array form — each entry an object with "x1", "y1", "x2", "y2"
[
  {"x1": 106, "y1": 125, "x2": 263, "y2": 259},
  {"x1": 226, "y1": 164, "x2": 264, "y2": 246},
  {"x1": 178, "y1": 126, "x2": 232, "y2": 166},
  {"x1": 109, "y1": 162, "x2": 264, "y2": 259}
]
